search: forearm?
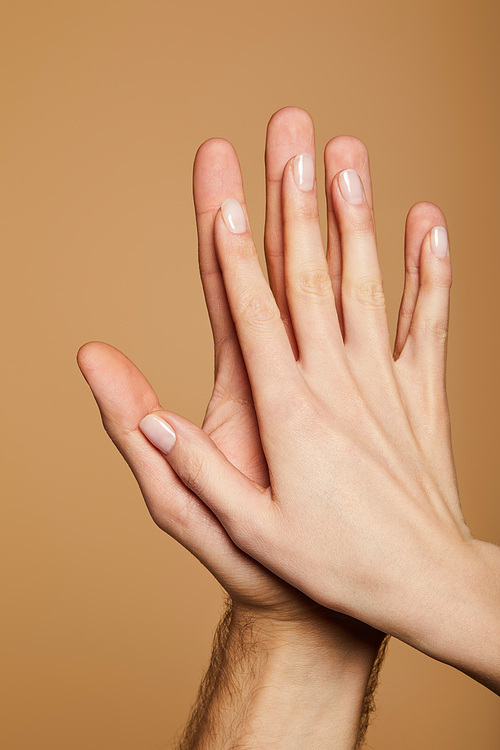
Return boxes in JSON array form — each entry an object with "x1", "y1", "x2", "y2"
[{"x1": 177, "y1": 600, "x2": 387, "y2": 750}]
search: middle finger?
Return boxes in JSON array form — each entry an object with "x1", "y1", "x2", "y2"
[{"x1": 264, "y1": 106, "x2": 316, "y2": 358}]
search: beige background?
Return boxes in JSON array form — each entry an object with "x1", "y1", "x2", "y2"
[{"x1": 1, "y1": 1, "x2": 499, "y2": 747}]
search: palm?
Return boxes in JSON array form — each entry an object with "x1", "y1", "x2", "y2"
[{"x1": 204, "y1": 358, "x2": 266, "y2": 483}]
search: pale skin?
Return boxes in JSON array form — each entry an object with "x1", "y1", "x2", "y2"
[
  {"x1": 132, "y1": 108, "x2": 500, "y2": 694},
  {"x1": 78, "y1": 108, "x2": 393, "y2": 749}
]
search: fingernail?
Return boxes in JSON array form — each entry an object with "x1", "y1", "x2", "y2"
[
  {"x1": 221, "y1": 198, "x2": 247, "y2": 234},
  {"x1": 139, "y1": 414, "x2": 176, "y2": 453},
  {"x1": 430, "y1": 226, "x2": 448, "y2": 258},
  {"x1": 293, "y1": 153, "x2": 315, "y2": 191},
  {"x1": 339, "y1": 169, "x2": 364, "y2": 205}
]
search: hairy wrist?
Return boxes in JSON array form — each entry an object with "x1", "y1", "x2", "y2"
[{"x1": 178, "y1": 598, "x2": 387, "y2": 750}]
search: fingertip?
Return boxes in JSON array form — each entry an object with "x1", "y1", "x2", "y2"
[
  {"x1": 139, "y1": 413, "x2": 177, "y2": 454},
  {"x1": 429, "y1": 226, "x2": 449, "y2": 260},
  {"x1": 220, "y1": 198, "x2": 247, "y2": 234},
  {"x1": 194, "y1": 137, "x2": 236, "y2": 168},
  {"x1": 332, "y1": 169, "x2": 374, "y2": 237},
  {"x1": 419, "y1": 227, "x2": 452, "y2": 290},
  {"x1": 76, "y1": 340, "x2": 94, "y2": 370},
  {"x1": 213, "y1": 202, "x2": 254, "y2": 259},
  {"x1": 76, "y1": 340, "x2": 113, "y2": 376},
  {"x1": 338, "y1": 169, "x2": 365, "y2": 206},
  {"x1": 324, "y1": 135, "x2": 368, "y2": 166},
  {"x1": 266, "y1": 106, "x2": 315, "y2": 139},
  {"x1": 281, "y1": 151, "x2": 317, "y2": 196},
  {"x1": 76, "y1": 341, "x2": 135, "y2": 375},
  {"x1": 193, "y1": 139, "x2": 242, "y2": 207},
  {"x1": 265, "y1": 107, "x2": 316, "y2": 183},
  {"x1": 325, "y1": 137, "x2": 374, "y2": 211},
  {"x1": 405, "y1": 202, "x2": 447, "y2": 238}
]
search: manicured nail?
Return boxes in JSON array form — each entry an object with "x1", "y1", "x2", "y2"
[
  {"x1": 430, "y1": 226, "x2": 448, "y2": 258},
  {"x1": 339, "y1": 169, "x2": 364, "y2": 205},
  {"x1": 139, "y1": 414, "x2": 176, "y2": 453},
  {"x1": 293, "y1": 153, "x2": 315, "y2": 191},
  {"x1": 221, "y1": 198, "x2": 247, "y2": 234}
]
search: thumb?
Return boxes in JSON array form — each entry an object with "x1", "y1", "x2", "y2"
[
  {"x1": 77, "y1": 341, "x2": 267, "y2": 590},
  {"x1": 139, "y1": 411, "x2": 270, "y2": 544}
]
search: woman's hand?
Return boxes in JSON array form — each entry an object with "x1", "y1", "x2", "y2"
[
  {"x1": 78, "y1": 107, "x2": 385, "y2": 645},
  {"x1": 137, "y1": 110, "x2": 500, "y2": 693},
  {"x1": 79, "y1": 108, "x2": 398, "y2": 746}
]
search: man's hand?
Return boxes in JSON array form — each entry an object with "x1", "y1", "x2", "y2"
[
  {"x1": 78, "y1": 108, "x2": 391, "y2": 748},
  {"x1": 136, "y1": 110, "x2": 500, "y2": 694}
]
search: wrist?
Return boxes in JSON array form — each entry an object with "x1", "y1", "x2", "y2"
[
  {"x1": 229, "y1": 600, "x2": 382, "y2": 670},
  {"x1": 225, "y1": 601, "x2": 385, "y2": 749},
  {"x1": 424, "y1": 538, "x2": 500, "y2": 692},
  {"x1": 385, "y1": 536, "x2": 500, "y2": 693}
]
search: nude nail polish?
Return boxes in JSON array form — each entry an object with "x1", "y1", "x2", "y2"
[
  {"x1": 139, "y1": 414, "x2": 176, "y2": 453},
  {"x1": 430, "y1": 226, "x2": 448, "y2": 258},
  {"x1": 293, "y1": 153, "x2": 315, "y2": 191},
  {"x1": 221, "y1": 198, "x2": 247, "y2": 234},
  {"x1": 339, "y1": 169, "x2": 364, "y2": 205}
]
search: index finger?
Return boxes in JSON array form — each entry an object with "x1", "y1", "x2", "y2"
[{"x1": 213, "y1": 199, "x2": 300, "y2": 413}]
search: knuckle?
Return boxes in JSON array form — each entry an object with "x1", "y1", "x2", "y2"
[
  {"x1": 405, "y1": 264, "x2": 420, "y2": 281},
  {"x1": 183, "y1": 452, "x2": 206, "y2": 495},
  {"x1": 422, "y1": 261, "x2": 453, "y2": 290},
  {"x1": 415, "y1": 317, "x2": 449, "y2": 343},
  {"x1": 349, "y1": 209, "x2": 375, "y2": 237},
  {"x1": 232, "y1": 237, "x2": 258, "y2": 260},
  {"x1": 398, "y1": 305, "x2": 414, "y2": 323},
  {"x1": 290, "y1": 267, "x2": 334, "y2": 302},
  {"x1": 423, "y1": 268, "x2": 453, "y2": 290},
  {"x1": 240, "y1": 291, "x2": 279, "y2": 329},
  {"x1": 293, "y1": 201, "x2": 320, "y2": 222},
  {"x1": 265, "y1": 386, "x2": 314, "y2": 426},
  {"x1": 350, "y1": 278, "x2": 386, "y2": 310}
]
